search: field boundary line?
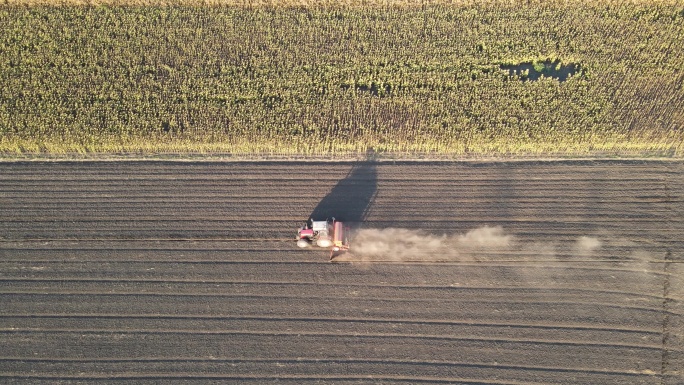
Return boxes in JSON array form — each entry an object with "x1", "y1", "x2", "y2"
[{"x1": 1, "y1": 155, "x2": 683, "y2": 163}]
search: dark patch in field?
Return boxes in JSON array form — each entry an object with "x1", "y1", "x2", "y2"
[
  {"x1": 340, "y1": 82, "x2": 393, "y2": 97},
  {"x1": 500, "y1": 60, "x2": 582, "y2": 82}
]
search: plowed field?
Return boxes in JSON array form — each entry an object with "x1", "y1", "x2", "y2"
[{"x1": 1, "y1": 160, "x2": 682, "y2": 384}]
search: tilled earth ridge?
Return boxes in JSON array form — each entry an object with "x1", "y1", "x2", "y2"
[{"x1": 0, "y1": 160, "x2": 682, "y2": 384}]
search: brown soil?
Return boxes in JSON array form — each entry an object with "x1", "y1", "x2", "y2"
[{"x1": 0, "y1": 160, "x2": 682, "y2": 384}]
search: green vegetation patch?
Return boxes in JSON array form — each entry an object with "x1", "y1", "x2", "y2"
[{"x1": 0, "y1": 2, "x2": 683, "y2": 156}]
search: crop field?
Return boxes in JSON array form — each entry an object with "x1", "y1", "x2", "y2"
[
  {"x1": 1, "y1": 0, "x2": 684, "y2": 155},
  {"x1": 0, "y1": 160, "x2": 682, "y2": 383}
]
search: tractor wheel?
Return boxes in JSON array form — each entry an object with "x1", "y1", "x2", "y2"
[
  {"x1": 316, "y1": 239, "x2": 332, "y2": 248},
  {"x1": 297, "y1": 239, "x2": 311, "y2": 248}
]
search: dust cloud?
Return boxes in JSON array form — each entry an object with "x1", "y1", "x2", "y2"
[
  {"x1": 350, "y1": 226, "x2": 513, "y2": 261},
  {"x1": 345, "y1": 226, "x2": 664, "y2": 265},
  {"x1": 347, "y1": 226, "x2": 625, "y2": 262},
  {"x1": 573, "y1": 236, "x2": 602, "y2": 256}
]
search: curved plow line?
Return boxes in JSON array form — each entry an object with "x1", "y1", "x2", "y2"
[
  {"x1": 332, "y1": 258, "x2": 679, "y2": 264},
  {"x1": 0, "y1": 259, "x2": 675, "y2": 274},
  {"x1": 0, "y1": 328, "x2": 666, "y2": 350},
  {"x1": 0, "y1": 373, "x2": 545, "y2": 384},
  {"x1": 0, "y1": 313, "x2": 663, "y2": 334},
  {"x1": 0, "y1": 291, "x2": 674, "y2": 313},
  {"x1": 0, "y1": 357, "x2": 660, "y2": 378},
  {"x1": 0, "y1": 277, "x2": 672, "y2": 300}
]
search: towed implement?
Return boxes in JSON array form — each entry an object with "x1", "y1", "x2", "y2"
[{"x1": 297, "y1": 218, "x2": 350, "y2": 259}]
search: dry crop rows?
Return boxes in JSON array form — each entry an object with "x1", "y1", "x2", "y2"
[{"x1": 0, "y1": 160, "x2": 682, "y2": 384}]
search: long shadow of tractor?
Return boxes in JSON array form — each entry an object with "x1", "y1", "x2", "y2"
[{"x1": 296, "y1": 151, "x2": 378, "y2": 259}]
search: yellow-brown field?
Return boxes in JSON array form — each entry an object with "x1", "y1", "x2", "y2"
[{"x1": 1, "y1": 0, "x2": 683, "y2": 156}]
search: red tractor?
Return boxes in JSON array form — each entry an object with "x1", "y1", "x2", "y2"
[{"x1": 297, "y1": 218, "x2": 350, "y2": 259}]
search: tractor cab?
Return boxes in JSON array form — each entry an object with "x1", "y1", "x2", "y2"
[{"x1": 311, "y1": 220, "x2": 330, "y2": 233}]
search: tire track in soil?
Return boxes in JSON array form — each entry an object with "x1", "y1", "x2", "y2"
[
  {"x1": 0, "y1": 356, "x2": 662, "y2": 378},
  {"x1": 1, "y1": 160, "x2": 682, "y2": 384}
]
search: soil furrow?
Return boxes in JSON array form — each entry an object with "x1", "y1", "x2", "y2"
[{"x1": 1, "y1": 160, "x2": 680, "y2": 384}]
